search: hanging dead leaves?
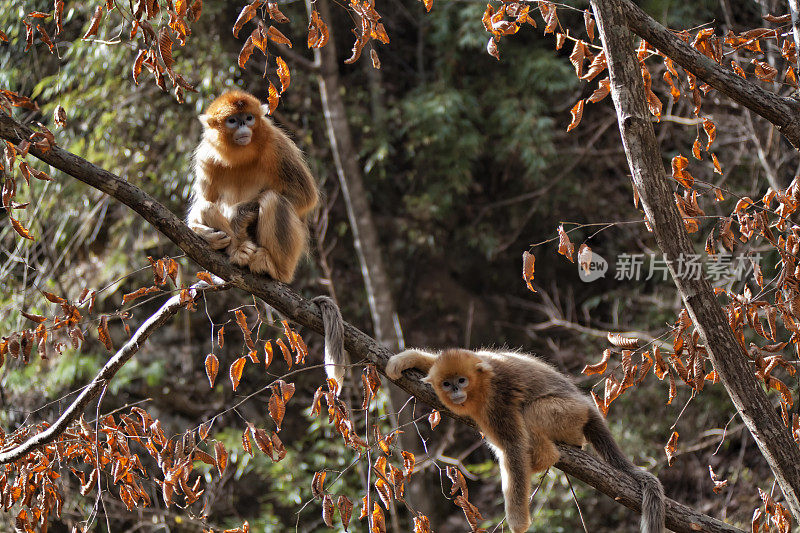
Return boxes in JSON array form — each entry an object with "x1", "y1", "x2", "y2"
[
  {"x1": 343, "y1": 0, "x2": 389, "y2": 66},
  {"x1": 481, "y1": 1, "x2": 536, "y2": 60},
  {"x1": 78, "y1": 1, "x2": 199, "y2": 101},
  {"x1": 232, "y1": 1, "x2": 296, "y2": 113}
]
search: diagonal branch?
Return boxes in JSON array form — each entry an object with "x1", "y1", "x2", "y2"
[
  {"x1": 0, "y1": 111, "x2": 742, "y2": 533},
  {"x1": 620, "y1": 0, "x2": 800, "y2": 148},
  {"x1": 592, "y1": 0, "x2": 800, "y2": 521},
  {"x1": 0, "y1": 277, "x2": 229, "y2": 464}
]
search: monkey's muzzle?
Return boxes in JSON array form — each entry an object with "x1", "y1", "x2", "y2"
[
  {"x1": 233, "y1": 132, "x2": 252, "y2": 145},
  {"x1": 450, "y1": 391, "x2": 467, "y2": 404}
]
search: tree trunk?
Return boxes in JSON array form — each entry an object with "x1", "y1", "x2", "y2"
[
  {"x1": 592, "y1": 0, "x2": 800, "y2": 520},
  {"x1": 305, "y1": 0, "x2": 402, "y2": 352}
]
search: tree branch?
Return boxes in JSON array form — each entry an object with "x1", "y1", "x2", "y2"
[
  {"x1": 0, "y1": 111, "x2": 742, "y2": 533},
  {"x1": 0, "y1": 277, "x2": 229, "y2": 464},
  {"x1": 620, "y1": 0, "x2": 800, "y2": 148},
  {"x1": 592, "y1": 0, "x2": 800, "y2": 521}
]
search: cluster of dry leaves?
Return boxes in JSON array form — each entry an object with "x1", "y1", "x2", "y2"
[{"x1": 0, "y1": 103, "x2": 55, "y2": 243}]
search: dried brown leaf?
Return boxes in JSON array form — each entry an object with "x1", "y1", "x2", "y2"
[
  {"x1": 82, "y1": 6, "x2": 103, "y2": 40},
  {"x1": 229, "y1": 356, "x2": 246, "y2": 391},
  {"x1": 205, "y1": 353, "x2": 219, "y2": 387},
  {"x1": 522, "y1": 250, "x2": 536, "y2": 292},
  {"x1": 566, "y1": 99, "x2": 584, "y2": 132},
  {"x1": 664, "y1": 431, "x2": 679, "y2": 466},
  {"x1": 98, "y1": 315, "x2": 113, "y2": 351},
  {"x1": 557, "y1": 224, "x2": 574, "y2": 262}
]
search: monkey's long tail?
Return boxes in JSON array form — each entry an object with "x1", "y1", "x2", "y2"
[
  {"x1": 312, "y1": 296, "x2": 348, "y2": 394},
  {"x1": 584, "y1": 409, "x2": 665, "y2": 533}
]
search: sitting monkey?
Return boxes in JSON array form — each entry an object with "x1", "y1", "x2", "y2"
[{"x1": 187, "y1": 90, "x2": 318, "y2": 283}]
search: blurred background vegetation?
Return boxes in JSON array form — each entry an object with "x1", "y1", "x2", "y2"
[{"x1": 1, "y1": 0, "x2": 797, "y2": 530}]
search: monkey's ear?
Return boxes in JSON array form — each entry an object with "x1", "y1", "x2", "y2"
[
  {"x1": 421, "y1": 374, "x2": 433, "y2": 385},
  {"x1": 260, "y1": 103, "x2": 270, "y2": 116},
  {"x1": 198, "y1": 114, "x2": 210, "y2": 127},
  {"x1": 476, "y1": 362, "x2": 491, "y2": 373}
]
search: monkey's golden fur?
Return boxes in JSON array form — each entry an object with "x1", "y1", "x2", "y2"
[
  {"x1": 187, "y1": 90, "x2": 318, "y2": 282},
  {"x1": 386, "y1": 348, "x2": 664, "y2": 533}
]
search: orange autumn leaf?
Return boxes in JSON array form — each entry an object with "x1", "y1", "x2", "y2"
[
  {"x1": 98, "y1": 315, "x2": 113, "y2": 351},
  {"x1": 566, "y1": 99, "x2": 584, "y2": 132},
  {"x1": 486, "y1": 37, "x2": 500, "y2": 60},
  {"x1": 586, "y1": 78, "x2": 610, "y2": 103},
  {"x1": 238, "y1": 35, "x2": 256, "y2": 69},
  {"x1": 311, "y1": 470, "x2": 326, "y2": 498},
  {"x1": 557, "y1": 224, "x2": 574, "y2": 262},
  {"x1": 205, "y1": 353, "x2": 219, "y2": 387},
  {"x1": 322, "y1": 494, "x2": 334, "y2": 526},
  {"x1": 82, "y1": 6, "x2": 103, "y2": 40},
  {"x1": 702, "y1": 118, "x2": 717, "y2": 149},
  {"x1": 671, "y1": 154, "x2": 693, "y2": 188},
  {"x1": 276, "y1": 56, "x2": 290, "y2": 93},
  {"x1": 522, "y1": 251, "x2": 536, "y2": 292},
  {"x1": 233, "y1": 1, "x2": 260, "y2": 38},
  {"x1": 158, "y1": 27, "x2": 174, "y2": 70},
  {"x1": 9, "y1": 215, "x2": 35, "y2": 240},
  {"x1": 267, "y1": 25, "x2": 292, "y2": 48},
  {"x1": 267, "y1": 80, "x2": 280, "y2": 113},
  {"x1": 214, "y1": 440, "x2": 228, "y2": 475},
  {"x1": 229, "y1": 356, "x2": 247, "y2": 391},
  {"x1": 664, "y1": 431, "x2": 679, "y2": 466},
  {"x1": 338, "y1": 495, "x2": 353, "y2": 531},
  {"x1": 267, "y1": 2, "x2": 290, "y2": 23},
  {"x1": 583, "y1": 349, "x2": 611, "y2": 375},
  {"x1": 711, "y1": 153, "x2": 723, "y2": 174},
  {"x1": 268, "y1": 391, "x2": 285, "y2": 430},
  {"x1": 608, "y1": 333, "x2": 639, "y2": 349}
]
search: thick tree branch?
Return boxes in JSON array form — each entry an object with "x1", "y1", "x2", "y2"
[
  {"x1": 593, "y1": 0, "x2": 800, "y2": 521},
  {"x1": 620, "y1": 0, "x2": 800, "y2": 148},
  {"x1": 0, "y1": 278, "x2": 229, "y2": 464},
  {"x1": 0, "y1": 111, "x2": 741, "y2": 533}
]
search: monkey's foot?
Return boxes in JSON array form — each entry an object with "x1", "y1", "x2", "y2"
[
  {"x1": 202, "y1": 229, "x2": 231, "y2": 250},
  {"x1": 505, "y1": 511, "x2": 531, "y2": 533},
  {"x1": 229, "y1": 240, "x2": 257, "y2": 266},
  {"x1": 249, "y1": 248, "x2": 279, "y2": 278}
]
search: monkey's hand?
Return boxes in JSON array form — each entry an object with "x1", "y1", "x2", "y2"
[
  {"x1": 229, "y1": 240, "x2": 258, "y2": 266},
  {"x1": 385, "y1": 354, "x2": 411, "y2": 380},
  {"x1": 386, "y1": 350, "x2": 438, "y2": 379},
  {"x1": 191, "y1": 224, "x2": 232, "y2": 250}
]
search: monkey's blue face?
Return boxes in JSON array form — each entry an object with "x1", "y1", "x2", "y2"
[
  {"x1": 225, "y1": 112, "x2": 257, "y2": 145},
  {"x1": 440, "y1": 376, "x2": 469, "y2": 404}
]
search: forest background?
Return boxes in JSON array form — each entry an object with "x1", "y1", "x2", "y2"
[{"x1": 0, "y1": 0, "x2": 799, "y2": 531}]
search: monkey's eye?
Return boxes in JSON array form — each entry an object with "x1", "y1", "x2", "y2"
[
  {"x1": 245, "y1": 114, "x2": 255, "y2": 125},
  {"x1": 225, "y1": 117, "x2": 238, "y2": 128},
  {"x1": 457, "y1": 377, "x2": 467, "y2": 386},
  {"x1": 441, "y1": 381, "x2": 450, "y2": 389}
]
